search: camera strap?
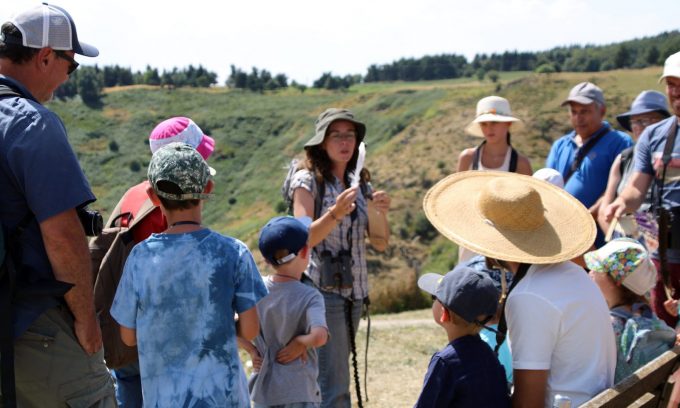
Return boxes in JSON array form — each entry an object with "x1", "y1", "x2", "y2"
[
  {"x1": 564, "y1": 124, "x2": 610, "y2": 183},
  {"x1": 654, "y1": 118, "x2": 678, "y2": 292}
]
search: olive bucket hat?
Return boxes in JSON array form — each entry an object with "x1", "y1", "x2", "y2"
[{"x1": 304, "y1": 108, "x2": 366, "y2": 147}]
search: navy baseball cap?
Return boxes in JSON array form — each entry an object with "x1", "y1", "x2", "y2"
[
  {"x1": 418, "y1": 266, "x2": 499, "y2": 325},
  {"x1": 258, "y1": 216, "x2": 312, "y2": 265}
]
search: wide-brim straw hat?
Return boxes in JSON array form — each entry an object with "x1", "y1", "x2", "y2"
[
  {"x1": 465, "y1": 96, "x2": 522, "y2": 137},
  {"x1": 423, "y1": 171, "x2": 595, "y2": 264}
]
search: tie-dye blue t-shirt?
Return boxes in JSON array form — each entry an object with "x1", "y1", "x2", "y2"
[{"x1": 111, "y1": 229, "x2": 267, "y2": 407}]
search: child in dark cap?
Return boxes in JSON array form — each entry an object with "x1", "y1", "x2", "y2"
[
  {"x1": 414, "y1": 266, "x2": 510, "y2": 408},
  {"x1": 240, "y1": 216, "x2": 329, "y2": 408}
]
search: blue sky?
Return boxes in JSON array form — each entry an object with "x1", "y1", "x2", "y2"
[{"x1": 4, "y1": 0, "x2": 679, "y2": 85}]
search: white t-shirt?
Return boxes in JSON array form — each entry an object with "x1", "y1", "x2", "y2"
[{"x1": 506, "y1": 262, "x2": 616, "y2": 407}]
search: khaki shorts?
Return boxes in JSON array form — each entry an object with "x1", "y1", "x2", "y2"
[{"x1": 1, "y1": 306, "x2": 117, "y2": 408}]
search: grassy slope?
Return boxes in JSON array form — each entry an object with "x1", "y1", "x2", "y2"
[{"x1": 49, "y1": 67, "x2": 666, "y2": 313}]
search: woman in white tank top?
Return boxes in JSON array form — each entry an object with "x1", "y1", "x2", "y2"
[
  {"x1": 457, "y1": 96, "x2": 532, "y2": 174},
  {"x1": 457, "y1": 96, "x2": 533, "y2": 262}
]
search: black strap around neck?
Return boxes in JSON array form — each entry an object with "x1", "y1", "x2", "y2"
[
  {"x1": 471, "y1": 141, "x2": 519, "y2": 173},
  {"x1": 564, "y1": 125, "x2": 611, "y2": 183},
  {"x1": 656, "y1": 119, "x2": 679, "y2": 213},
  {"x1": 494, "y1": 263, "x2": 531, "y2": 355},
  {"x1": 170, "y1": 220, "x2": 201, "y2": 227},
  {"x1": 654, "y1": 118, "x2": 679, "y2": 289}
]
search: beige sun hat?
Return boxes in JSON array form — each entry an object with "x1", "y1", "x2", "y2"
[
  {"x1": 464, "y1": 96, "x2": 523, "y2": 137},
  {"x1": 423, "y1": 171, "x2": 595, "y2": 264}
]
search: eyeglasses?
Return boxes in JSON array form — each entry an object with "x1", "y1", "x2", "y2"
[
  {"x1": 328, "y1": 131, "x2": 357, "y2": 142},
  {"x1": 630, "y1": 118, "x2": 659, "y2": 128},
  {"x1": 54, "y1": 50, "x2": 79, "y2": 75}
]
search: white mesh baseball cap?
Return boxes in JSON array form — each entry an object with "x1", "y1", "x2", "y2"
[
  {"x1": 660, "y1": 51, "x2": 680, "y2": 82},
  {"x1": 2, "y1": 3, "x2": 98, "y2": 57}
]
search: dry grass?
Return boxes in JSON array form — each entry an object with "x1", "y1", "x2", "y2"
[
  {"x1": 240, "y1": 308, "x2": 445, "y2": 408},
  {"x1": 352, "y1": 308, "x2": 444, "y2": 408}
]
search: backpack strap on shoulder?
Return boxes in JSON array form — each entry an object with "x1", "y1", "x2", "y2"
[
  {"x1": 471, "y1": 141, "x2": 485, "y2": 171},
  {"x1": 509, "y1": 147, "x2": 518, "y2": 173},
  {"x1": 1, "y1": 211, "x2": 33, "y2": 407},
  {"x1": 0, "y1": 84, "x2": 21, "y2": 99},
  {"x1": 314, "y1": 179, "x2": 325, "y2": 220},
  {"x1": 118, "y1": 182, "x2": 154, "y2": 228},
  {"x1": 619, "y1": 147, "x2": 634, "y2": 177}
]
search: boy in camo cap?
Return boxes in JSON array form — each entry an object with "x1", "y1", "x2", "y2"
[{"x1": 110, "y1": 142, "x2": 268, "y2": 407}]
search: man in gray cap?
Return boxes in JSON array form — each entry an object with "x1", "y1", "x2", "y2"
[
  {"x1": 546, "y1": 81, "x2": 633, "y2": 246},
  {"x1": 605, "y1": 51, "x2": 680, "y2": 328},
  {"x1": 0, "y1": 3, "x2": 116, "y2": 407}
]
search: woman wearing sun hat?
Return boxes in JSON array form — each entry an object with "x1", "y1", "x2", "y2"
[
  {"x1": 456, "y1": 96, "x2": 533, "y2": 263},
  {"x1": 457, "y1": 96, "x2": 532, "y2": 175},
  {"x1": 287, "y1": 108, "x2": 391, "y2": 407},
  {"x1": 423, "y1": 171, "x2": 616, "y2": 407}
]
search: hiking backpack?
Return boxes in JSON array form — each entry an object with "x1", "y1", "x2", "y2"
[{"x1": 89, "y1": 191, "x2": 156, "y2": 369}]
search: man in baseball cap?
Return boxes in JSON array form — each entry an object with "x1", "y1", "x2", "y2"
[
  {"x1": 547, "y1": 81, "x2": 633, "y2": 247},
  {"x1": 1, "y1": 3, "x2": 99, "y2": 101},
  {"x1": 605, "y1": 51, "x2": 680, "y2": 327},
  {"x1": 0, "y1": 4, "x2": 114, "y2": 407}
]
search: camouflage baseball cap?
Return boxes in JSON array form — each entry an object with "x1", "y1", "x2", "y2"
[{"x1": 148, "y1": 142, "x2": 213, "y2": 201}]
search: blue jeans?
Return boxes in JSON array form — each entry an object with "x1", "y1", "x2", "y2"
[
  {"x1": 112, "y1": 361, "x2": 142, "y2": 408},
  {"x1": 317, "y1": 292, "x2": 362, "y2": 408}
]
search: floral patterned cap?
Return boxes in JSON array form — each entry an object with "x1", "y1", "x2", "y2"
[{"x1": 584, "y1": 237, "x2": 656, "y2": 296}]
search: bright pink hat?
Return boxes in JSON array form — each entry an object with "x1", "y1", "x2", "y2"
[{"x1": 148, "y1": 117, "x2": 215, "y2": 160}]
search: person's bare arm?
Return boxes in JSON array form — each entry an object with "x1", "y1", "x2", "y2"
[
  {"x1": 276, "y1": 326, "x2": 329, "y2": 364},
  {"x1": 516, "y1": 155, "x2": 533, "y2": 176},
  {"x1": 40, "y1": 208, "x2": 102, "y2": 354},
  {"x1": 603, "y1": 171, "x2": 654, "y2": 222},
  {"x1": 456, "y1": 149, "x2": 473, "y2": 172},
  {"x1": 120, "y1": 325, "x2": 137, "y2": 347},
  {"x1": 512, "y1": 369, "x2": 549, "y2": 408},
  {"x1": 236, "y1": 306, "x2": 260, "y2": 342},
  {"x1": 597, "y1": 155, "x2": 623, "y2": 233},
  {"x1": 293, "y1": 186, "x2": 357, "y2": 247},
  {"x1": 237, "y1": 336, "x2": 263, "y2": 371}
]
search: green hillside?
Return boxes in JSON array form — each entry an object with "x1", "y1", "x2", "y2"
[{"x1": 50, "y1": 67, "x2": 667, "y2": 313}]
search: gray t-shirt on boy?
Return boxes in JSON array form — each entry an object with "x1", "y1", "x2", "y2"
[{"x1": 250, "y1": 277, "x2": 327, "y2": 406}]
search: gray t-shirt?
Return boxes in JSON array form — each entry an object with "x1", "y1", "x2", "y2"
[
  {"x1": 250, "y1": 277, "x2": 328, "y2": 405},
  {"x1": 635, "y1": 116, "x2": 680, "y2": 261}
]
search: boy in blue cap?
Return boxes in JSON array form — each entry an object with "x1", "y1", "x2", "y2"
[
  {"x1": 414, "y1": 266, "x2": 510, "y2": 408},
  {"x1": 110, "y1": 143, "x2": 267, "y2": 407},
  {"x1": 240, "y1": 216, "x2": 329, "y2": 408}
]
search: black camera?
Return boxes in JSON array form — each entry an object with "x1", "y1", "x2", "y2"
[
  {"x1": 77, "y1": 207, "x2": 103, "y2": 236},
  {"x1": 319, "y1": 249, "x2": 354, "y2": 290}
]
